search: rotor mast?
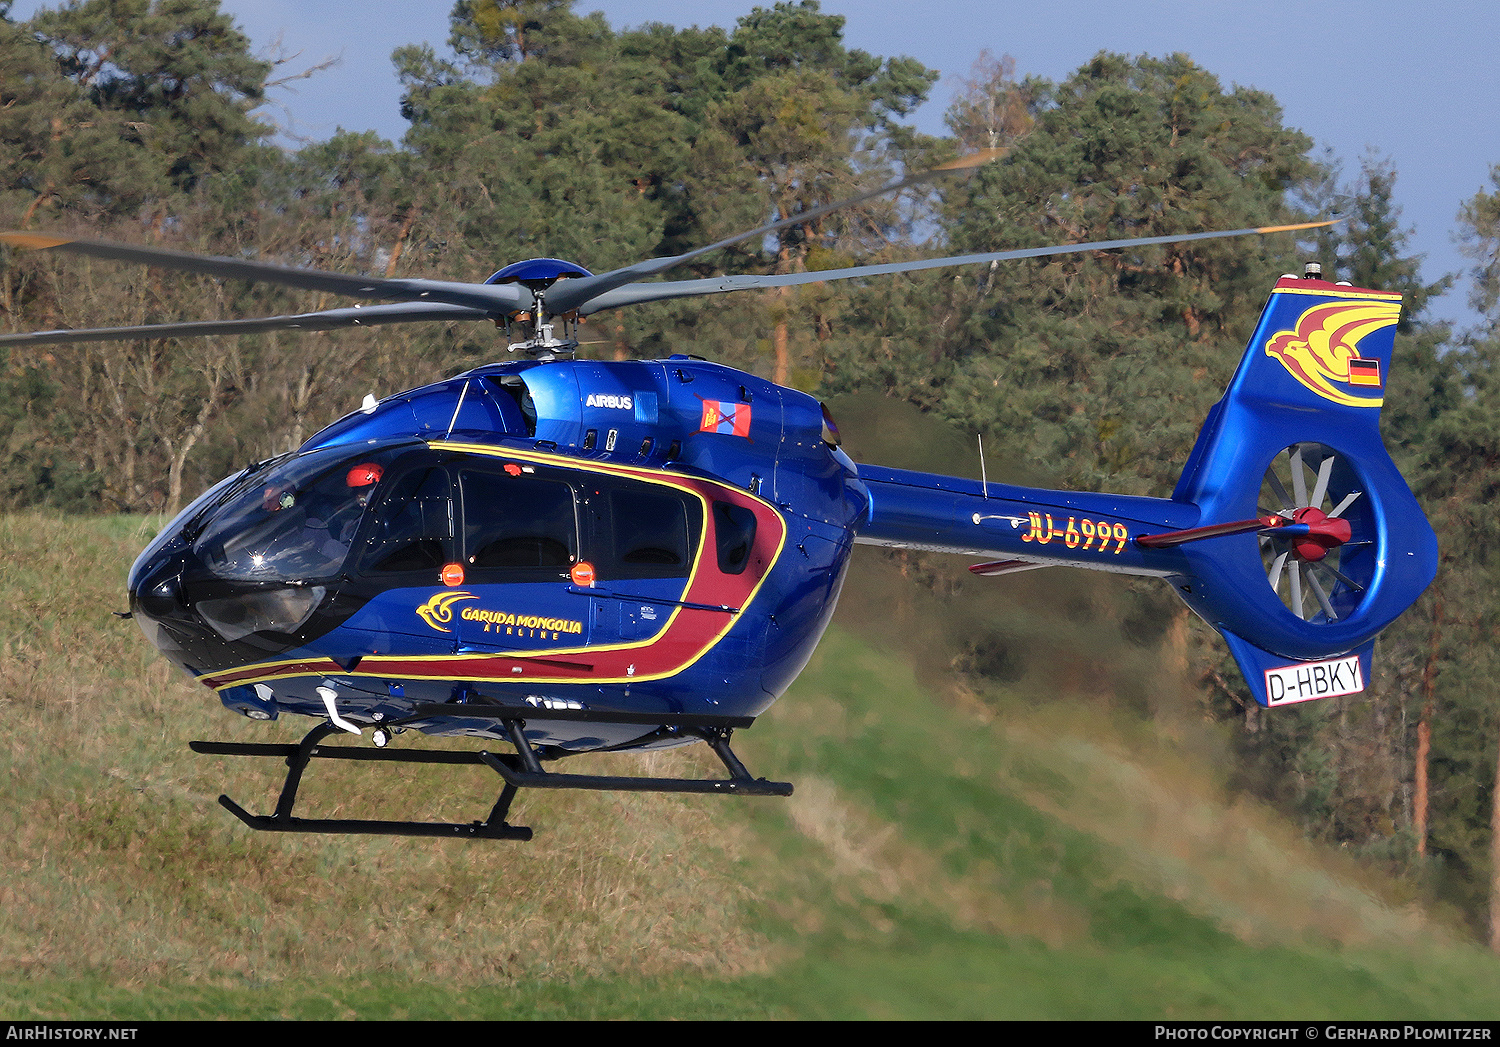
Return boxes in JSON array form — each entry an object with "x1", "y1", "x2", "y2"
[{"x1": 486, "y1": 258, "x2": 590, "y2": 359}]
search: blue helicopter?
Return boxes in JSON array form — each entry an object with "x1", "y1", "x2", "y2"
[{"x1": 0, "y1": 155, "x2": 1437, "y2": 840}]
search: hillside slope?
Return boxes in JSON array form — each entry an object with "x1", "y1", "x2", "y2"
[
  {"x1": 1, "y1": 515, "x2": 1498, "y2": 1019},
  {"x1": 739, "y1": 622, "x2": 1499, "y2": 1018}
]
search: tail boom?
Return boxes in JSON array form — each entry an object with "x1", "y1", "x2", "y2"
[{"x1": 853, "y1": 464, "x2": 1198, "y2": 578}]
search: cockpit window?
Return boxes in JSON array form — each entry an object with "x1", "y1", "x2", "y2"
[{"x1": 194, "y1": 447, "x2": 399, "y2": 581}]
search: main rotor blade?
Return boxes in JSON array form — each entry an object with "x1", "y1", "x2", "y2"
[
  {"x1": 576, "y1": 219, "x2": 1341, "y2": 314},
  {"x1": 545, "y1": 148, "x2": 1006, "y2": 314},
  {"x1": 0, "y1": 302, "x2": 493, "y2": 347},
  {"x1": 0, "y1": 232, "x2": 532, "y2": 314}
]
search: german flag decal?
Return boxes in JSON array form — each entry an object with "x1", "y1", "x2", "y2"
[
  {"x1": 1348, "y1": 357, "x2": 1381, "y2": 387},
  {"x1": 699, "y1": 400, "x2": 752, "y2": 437}
]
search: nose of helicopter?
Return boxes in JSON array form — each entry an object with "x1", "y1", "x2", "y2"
[
  {"x1": 124, "y1": 440, "x2": 424, "y2": 680},
  {"x1": 127, "y1": 537, "x2": 210, "y2": 670},
  {"x1": 130, "y1": 547, "x2": 188, "y2": 618}
]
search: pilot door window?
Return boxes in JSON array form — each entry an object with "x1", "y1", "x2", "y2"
[
  {"x1": 357, "y1": 465, "x2": 454, "y2": 575},
  {"x1": 459, "y1": 469, "x2": 579, "y2": 578}
]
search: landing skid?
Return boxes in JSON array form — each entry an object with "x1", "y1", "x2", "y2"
[{"x1": 191, "y1": 713, "x2": 791, "y2": 841}]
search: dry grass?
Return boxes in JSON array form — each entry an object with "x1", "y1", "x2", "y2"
[
  {"x1": 990, "y1": 706, "x2": 1449, "y2": 951},
  {"x1": 781, "y1": 771, "x2": 1094, "y2": 948},
  {"x1": 0, "y1": 514, "x2": 770, "y2": 986},
  {"x1": 758, "y1": 626, "x2": 1468, "y2": 963}
]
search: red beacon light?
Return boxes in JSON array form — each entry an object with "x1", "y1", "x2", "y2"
[{"x1": 347, "y1": 462, "x2": 384, "y2": 488}]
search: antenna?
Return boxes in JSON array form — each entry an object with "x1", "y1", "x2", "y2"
[{"x1": 978, "y1": 433, "x2": 989, "y2": 499}]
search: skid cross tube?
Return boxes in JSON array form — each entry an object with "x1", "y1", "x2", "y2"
[{"x1": 190, "y1": 722, "x2": 533, "y2": 840}]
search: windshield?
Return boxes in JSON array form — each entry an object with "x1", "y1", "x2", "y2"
[{"x1": 193, "y1": 446, "x2": 405, "y2": 581}]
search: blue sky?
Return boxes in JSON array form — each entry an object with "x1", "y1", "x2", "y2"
[{"x1": 11, "y1": 0, "x2": 1498, "y2": 329}]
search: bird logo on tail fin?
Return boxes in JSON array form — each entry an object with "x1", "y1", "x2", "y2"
[{"x1": 1264, "y1": 300, "x2": 1399, "y2": 408}]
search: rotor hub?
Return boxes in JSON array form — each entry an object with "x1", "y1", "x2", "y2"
[
  {"x1": 484, "y1": 257, "x2": 593, "y2": 291},
  {"x1": 1287, "y1": 506, "x2": 1352, "y2": 563}
]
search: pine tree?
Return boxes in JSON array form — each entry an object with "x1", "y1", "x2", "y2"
[
  {"x1": 842, "y1": 52, "x2": 1323, "y2": 495},
  {"x1": 1459, "y1": 166, "x2": 1500, "y2": 331}
]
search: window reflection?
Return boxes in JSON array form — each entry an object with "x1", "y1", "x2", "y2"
[{"x1": 196, "y1": 447, "x2": 397, "y2": 581}]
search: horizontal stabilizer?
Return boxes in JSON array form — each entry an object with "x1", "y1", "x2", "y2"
[
  {"x1": 1136, "y1": 516, "x2": 1280, "y2": 547},
  {"x1": 968, "y1": 559, "x2": 1054, "y2": 577}
]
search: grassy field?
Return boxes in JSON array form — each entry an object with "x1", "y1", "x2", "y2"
[{"x1": 2, "y1": 514, "x2": 1499, "y2": 1019}]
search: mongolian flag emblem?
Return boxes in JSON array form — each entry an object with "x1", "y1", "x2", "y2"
[{"x1": 699, "y1": 399, "x2": 752, "y2": 437}]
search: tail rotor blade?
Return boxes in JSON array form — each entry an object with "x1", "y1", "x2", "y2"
[
  {"x1": 1290, "y1": 445, "x2": 1308, "y2": 506},
  {"x1": 1267, "y1": 548, "x2": 1289, "y2": 592},
  {"x1": 1309, "y1": 452, "x2": 1336, "y2": 509},
  {"x1": 1328, "y1": 491, "x2": 1362, "y2": 519}
]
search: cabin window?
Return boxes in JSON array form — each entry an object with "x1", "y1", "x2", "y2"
[
  {"x1": 460, "y1": 469, "x2": 577, "y2": 575},
  {"x1": 611, "y1": 489, "x2": 690, "y2": 570},
  {"x1": 713, "y1": 501, "x2": 757, "y2": 575},
  {"x1": 580, "y1": 482, "x2": 701, "y2": 581}
]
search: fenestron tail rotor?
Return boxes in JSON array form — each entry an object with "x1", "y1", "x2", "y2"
[
  {"x1": 1257, "y1": 442, "x2": 1371, "y2": 624},
  {"x1": 1135, "y1": 441, "x2": 1373, "y2": 625}
]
